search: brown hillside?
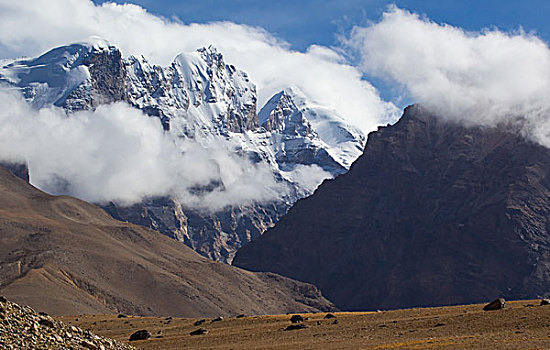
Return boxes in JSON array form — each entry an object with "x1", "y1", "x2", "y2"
[{"x1": 0, "y1": 167, "x2": 334, "y2": 317}]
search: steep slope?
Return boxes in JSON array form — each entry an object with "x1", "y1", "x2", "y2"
[
  {"x1": 0, "y1": 40, "x2": 365, "y2": 263},
  {"x1": 233, "y1": 104, "x2": 550, "y2": 311},
  {"x1": 0, "y1": 166, "x2": 334, "y2": 317}
]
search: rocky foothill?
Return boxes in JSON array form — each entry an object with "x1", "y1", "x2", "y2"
[{"x1": 0, "y1": 297, "x2": 134, "y2": 350}]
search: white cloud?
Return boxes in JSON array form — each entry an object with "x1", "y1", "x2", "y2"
[
  {"x1": 345, "y1": 6, "x2": 550, "y2": 145},
  {"x1": 283, "y1": 164, "x2": 332, "y2": 197},
  {"x1": 0, "y1": 89, "x2": 285, "y2": 210},
  {"x1": 0, "y1": 0, "x2": 396, "y2": 133}
]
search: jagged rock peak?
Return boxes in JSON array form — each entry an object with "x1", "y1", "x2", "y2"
[
  {"x1": 197, "y1": 45, "x2": 225, "y2": 69},
  {"x1": 258, "y1": 88, "x2": 314, "y2": 137}
]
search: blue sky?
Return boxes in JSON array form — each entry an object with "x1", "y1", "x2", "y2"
[{"x1": 93, "y1": 0, "x2": 550, "y2": 51}]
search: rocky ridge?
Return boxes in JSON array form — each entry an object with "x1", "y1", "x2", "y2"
[
  {"x1": 0, "y1": 297, "x2": 134, "y2": 350},
  {"x1": 0, "y1": 39, "x2": 365, "y2": 263}
]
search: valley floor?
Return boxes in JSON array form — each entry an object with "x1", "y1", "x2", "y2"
[{"x1": 57, "y1": 300, "x2": 550, "y2": 349}]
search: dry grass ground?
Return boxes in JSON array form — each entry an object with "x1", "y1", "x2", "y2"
[{"x1": 57, "y1": 299, "x2": 550, "y2": 349}]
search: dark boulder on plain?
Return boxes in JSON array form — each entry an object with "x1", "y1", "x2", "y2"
[
  {"x1": 290, "y1": 315, "x2": 305, "y2": 323},
  {"x1": 284, "y1": 324, "x2": 308, "y2": 331},
  {"x1": 129, "y1": 329, "x2": 151, "y2": 341},
  {"x1": 483, "y1": 298, "x2": 506, "y2": 311},
  {"x1": 190, "y1": 328, "x2": 208, "y2": 336}
]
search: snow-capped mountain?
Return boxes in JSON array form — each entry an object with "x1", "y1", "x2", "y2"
[
  {"x1": 0, "y1": 39, "x2": 366, "y2": 263},
  {"x1": 258, "y1": 87, "x2": 365, "y2": 175}
]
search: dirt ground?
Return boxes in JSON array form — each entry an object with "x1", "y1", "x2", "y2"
[{"x1": 57, "y1": 299, "x2": 550, "y2": 349}]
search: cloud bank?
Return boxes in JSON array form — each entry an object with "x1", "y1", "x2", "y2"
[
  {"x1": 345, "y1": 7, "x2": 550, "y2": 145},
  {"x1": 0, "y1": 0, "x2": 397, "y2": 132},
  {"x1": 0, "y1": 89, "x2": 286, "y2": 210}
]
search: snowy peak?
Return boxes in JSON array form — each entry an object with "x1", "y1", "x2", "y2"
[
  {"x1": 258, "y1": 87, "x2": 366, "y2": 169},
  {"x1": 0, "y1": 39, "x2": 123, "y2": 110},
  {"x1": 285, "y1": 87, "x2": 366, "y2": 168},
  {"x1": 171, "y1": 46, "x2": 258, "y2": 133},
  {"x1": 259, "y1": 90, "x2": 314, "y2": 138},
  {"x1": 196, "y1": 46, "x2": 225, "y2": 74},
  {"x1": 0, "y1": 42, "x2": 258, "y2": 134}
]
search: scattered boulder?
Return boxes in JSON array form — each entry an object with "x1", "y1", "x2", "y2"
[
  {"x1": 194, "y1": 319, "x2": 206, "y2": 326},
  {"x1": 332, "y1": 319, "x2": 339, "y2": 325},
  {"x1": 483, "y1": 298, "x2": 506, "y2": 311},
  {"x1": 81, "y1": 340, "x2": 98, "y2": 350},
  {"x1": 0, "y1": 296, "x2": 7, "y2": 303},
  {"x1": 540, "y1": 299, "x2": 550, "y2": 306},
  {"x1": 0, "y1": 298, "x2": 134, "y2": 349},
  {"x1": 38, "y1": 318, "x2": 55, "y2": 328},
  {"x1": 284, "y1": 324, "x2": 308, "y2": 331},
  {"x1": 190, "y1": 328, "x2": 208, "y2": 336},
  {"x1": 236, "y1": 314, "x2": 246, "y2": 318},
  {"x1": 117, "y1": 314, "x2": 128, "y2": 318},
  {"x1": 324, "y1": 313, "x2": 337, "y2": 319},
  {"x1": 129, "y1": 329, "x2": 151, "y2": 341},
  {"x1": 212, "y1": 316, "x2": 224, "y2": 322},
  {"x1": 290, "y1": 315, "x2": 305, "y2": 323}
]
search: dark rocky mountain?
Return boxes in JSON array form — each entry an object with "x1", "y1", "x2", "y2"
[
  {"x1": 233, "y1": 104, "x2": 550, "y2": 311},
  {"x1": 0, "y1": 166, "x2": 334, "y2": 317}
]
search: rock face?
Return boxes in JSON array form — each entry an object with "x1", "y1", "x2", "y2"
[
  {"x1": 233, "y1": 104, "x2": 550, "y2": 311},
  {"x1": 0, "y1": 166, "x2": 336, "y2": 317},
  {"x1": 0, "y1": 40, "x2": 365, "y2": 263},
  {"x1": 0, "y1": 297, "x2": 135, "y2": 350}
]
